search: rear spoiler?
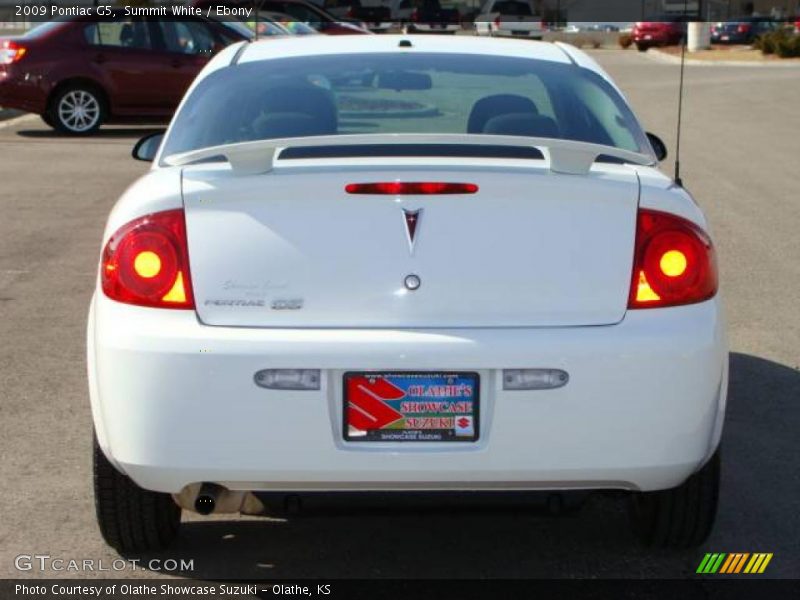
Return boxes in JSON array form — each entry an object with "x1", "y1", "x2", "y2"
[{"x1": 162, "y1": 133, "x2": 654, "y2": 176}]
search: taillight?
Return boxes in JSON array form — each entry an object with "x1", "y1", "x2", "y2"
[
  {"x1": 410, "y1": 9, "x2": 419, "y2": 22},
  {"x1": 346, "y1": 7, "x2": 354, "y2": 18},
  {"x1": 101, "y1": 209, "x2": 194, "y2": 309},
  {"x1": 738, "y1": 23, "x2": 751, "y2": 33},
  {"x1": 0, "y1": 40, "x2": 27, "y2": 65},
  {"x1": 628, "y1": 209, "x2": 717, "y2": 309},
  {"x1": 345, "y1": 182, "x2": 478, "y2": 195},
  {"x1": 494, "y1": 16, "x2": 501, "y2": 28}
]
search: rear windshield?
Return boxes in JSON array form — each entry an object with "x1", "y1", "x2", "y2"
[
  {"x1": 161, "y1": 52, "x2": 649, "y2": 159},
  {"x1": 493, "y1": 2, "x2": 534, "y2": 16}
]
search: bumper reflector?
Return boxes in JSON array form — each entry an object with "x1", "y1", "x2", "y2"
[
  {"x1": 503, "y1": 369, "x2": 569, "y2": 390},
  {"x1": 254, "y1": 369, "x2": 321, "y2": 390}
]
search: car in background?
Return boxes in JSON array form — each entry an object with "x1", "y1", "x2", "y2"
[
  {"x1": 262, "y1": 12, "x2": 321, "y2": 34},
  {"x1": 192, "y1": 0, "x2": 370, "y2": 34},
  {"x1": 710, "y1": 18, "x2": 778, "y2": 44},
  {"x1": 401, "y1": 0, "x2": 461, "y2": 34},
  {"x1": 238, "y1": 11, "x2": 320, "y2": 36},
  {"x1": 0, "y1": 13, "x2": 251, "y2": 134},
  {"x1": 323, "y1": 0, "x2": 393, "y2": 32},
  {"x1": 475, "y1": 0, "x2": 545, "y2": 39},
  {"x1": 632, "y1": 19, "x2": 685, "y2": 51}
]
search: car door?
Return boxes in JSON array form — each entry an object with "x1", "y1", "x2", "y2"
[
  {"x1": 81, "y1": 17, "x2": 165, "y2": 114},
  {"x1": 148, "y1": 18, "x2": 219, "y2": 111}
]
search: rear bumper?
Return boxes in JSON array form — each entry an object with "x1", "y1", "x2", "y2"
[
  {"x1": 409, "y1": 24, "x2": 461, "y2": 33},
  {"x1": 633, "y1": 32, "x2": 672, "y2": 44},
  {"x1": 88, "y1": 295, "x2": 727, "y2": 494},
  {"x1": 494, "y1": 29, "x2": 544, "y2": 39},
  {"x1": 365, "y1": 22, "x2": 393, "y2": 31},
  {"x1": 0, "y1": 68, "x2": 48, "y2": 114}
]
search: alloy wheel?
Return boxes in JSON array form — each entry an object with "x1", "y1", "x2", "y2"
[{"x1": 57, "y1": 90, "x2": 101, "y2": 133}]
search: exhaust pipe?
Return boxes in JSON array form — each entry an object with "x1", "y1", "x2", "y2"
[{"x1": 194, "y1": 483, "x2": 224, "y2": 515}]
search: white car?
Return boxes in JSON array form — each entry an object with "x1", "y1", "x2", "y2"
[
  {"x1": 475, "y1": 0, "x2": 545, "y2": 39},
  {"x1": 89, "y1": 35, "x2": 727, "y2": 553}
]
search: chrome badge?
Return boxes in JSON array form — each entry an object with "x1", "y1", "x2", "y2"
[{"x1": 402, "y1": 208, "x2": 422, "y2": 254}]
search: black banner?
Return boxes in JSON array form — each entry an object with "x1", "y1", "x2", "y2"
[
  {"x1": 2, "y1": 0, "x2": 799, "y2": 24},
  {"x1": 3, "y1": 579, "x2": 800, "y2": 600}
]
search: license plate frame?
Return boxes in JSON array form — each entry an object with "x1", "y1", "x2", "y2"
[{"x1": 343, "y1": 371, "x2": 480, "y2": 443}]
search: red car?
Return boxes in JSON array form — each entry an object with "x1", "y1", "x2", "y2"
[
  {"x1": 632, "y1": 20, "x2": 685, "y2": 51},
  {"x1": 0, "y1": 13, "x2": 251, "y2": 134}
]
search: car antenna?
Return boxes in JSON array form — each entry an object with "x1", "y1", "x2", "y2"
[{"x1": 673, "y1": 5, "x2": 688, "y2": 187}]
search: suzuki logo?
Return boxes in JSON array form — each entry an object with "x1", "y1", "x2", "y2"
[{"x1": 403, "y1": 208, "x2": 422, "y2": 254}]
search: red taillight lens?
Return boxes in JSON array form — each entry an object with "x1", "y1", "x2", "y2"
[
  {"x1": 738, "y1": 23, "x2": 751, "y2": 33},
  {"x1": 0, "y1": 40, "x2": 27, "y2": 65},
  {"x1": 410, "y1": 9, "x2": 419, "y2": 22},
  {"x1": 101, "y1": 209, "x2": 194, "y2": 309},
  {"x1": 628, "y1": 209, "x2": 717, "y2": 309},
  {"x1": 345, "y1": 182, "x2": 478, "y2": 195},
  {"x1": 494, "y1": 16, "x2": 501, "y2": 28}
]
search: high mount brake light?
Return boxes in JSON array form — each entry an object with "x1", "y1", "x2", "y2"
[
  {"x1": 101, "y1": 209, "x2": 194, "y2": 309},
  {"x1": 628, "y1": 209, "x2": 718, "y2": 309},
  {"x1": 0, "y1": 41, "x2": 27, "y2": 65},
  {"x1": 345, "y1": 182, "x2": 478, "y2": 195}
]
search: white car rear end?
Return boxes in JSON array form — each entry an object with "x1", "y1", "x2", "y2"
[
  {"x1": 475, "y1": 0, "x2": 545, "y2": 39},
  {"x1": 89, "y1": 36, "x2": 727, "y2": 553}
]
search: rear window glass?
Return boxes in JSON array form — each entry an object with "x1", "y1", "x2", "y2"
[
  {"x1": 161, "y1": 52, "x2": 649, "y2": 159},
  {"x1": 493, "y1": 2, "x2": 534, "y2": 16}
]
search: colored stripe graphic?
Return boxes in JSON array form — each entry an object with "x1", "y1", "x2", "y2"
[
  {"x1": 698, "y1": 553, "x2": 773, "y2": 574},
  {"x1": 696, "y1": 553, "x2": 713, "y2": 573},
  {"x1": 697, "y1": 553, "x2": 726, "y2": 574},
  {"x1": 719, "y1": 554, "x2": 736, "y2": 574},
  {"x1": 720, "y1": 553, "x2": 749, "y2": 573},
  {"x1": 744, "y1": 553, "x2": 773, "y2": 574}
]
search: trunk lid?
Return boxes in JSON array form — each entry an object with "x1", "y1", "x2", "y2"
[{"x1": 182, "y1": 163, "x2": 639, "y2": 328}]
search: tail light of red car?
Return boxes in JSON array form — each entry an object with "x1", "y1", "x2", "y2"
[
  {"x1": 0, "y1": 40, "x2": 27, "y2": 65},
  {"x1": 101, "y1": 209, "x2": 195, "y2": 309},
  {"x1": 628, "y1": 209, "x2": 718, "y2": 309}
]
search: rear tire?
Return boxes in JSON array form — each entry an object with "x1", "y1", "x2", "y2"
[
  {"x1": 48, "y1": 84, "x2": 106, "y2": 135},
  {"x1": 636, "y1": 42, "x2": 648, "y2": 52},
  {"x1": 93, "y1": 434, "x2": 181, "y2": 553},
  {"x1": 629, "y1": 449, "x2": 720, "y2": 548}
]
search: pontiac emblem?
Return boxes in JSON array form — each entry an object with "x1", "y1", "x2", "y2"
[{"x1": 403, "y1": 208, "x2": 422, "y2": 254}]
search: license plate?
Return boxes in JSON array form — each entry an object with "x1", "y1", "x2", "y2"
[
  {"x1": 721, "y1": 35, "x2": 729, "y2": 40},
  {"x1": 645, "y1": 34, "x2": 652, "y2": 40},
  {"x1": 512, "y1": 30, "x2": 527, "y2": 35},
  {"x1": 344, "y1": 372, "x2": 479, "y2": 442}
]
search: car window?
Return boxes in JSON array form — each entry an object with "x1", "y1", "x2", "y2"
[
  {"x1": 161, "y1": 53, "x2": 650, "y2": 159},
  {"x1": 216, "y1": 19, "x2": 256, "y2": 41},
  {"x1": 84, "y1": 19, "x2": 152, "y2": 50},
  {"x1": 493, "y1": 1, "x2": 534, "y2": 16},
  {"x1": 156, "y1": 20, "x2": 216, "y2": 55},
  {"x1": 280, "y1": 4, "x2": 323, "y2": 23},
  {"x1": 251, "y1": 18, "x2": 291, "y2": 37},
  {"x1": 566, "y1": 77, "x2": 639, "y2": 150}
]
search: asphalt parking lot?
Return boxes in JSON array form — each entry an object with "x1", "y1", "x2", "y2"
[{"x1": 1, "y1": 49, "x2": 798, "y2": 580}]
